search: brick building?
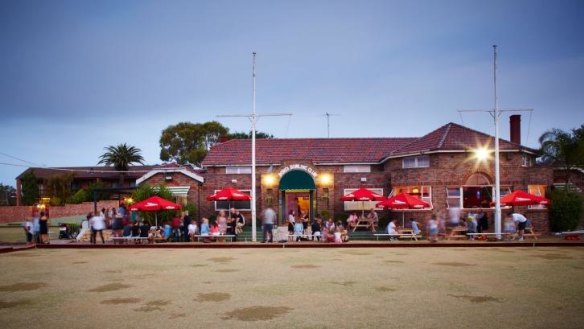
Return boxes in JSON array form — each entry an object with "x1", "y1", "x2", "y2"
[{"x1": 135, "y1": 119, "x2": 553, "y2": 234}]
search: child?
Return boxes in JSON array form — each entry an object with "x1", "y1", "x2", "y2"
[
  {"x1": 426, "y1": 215, "x2": 438, "y2": 243},
  {"x1": 503, "y1": 216, "x2": 516, "y2": 240},
  {"x1": 334, "y1": 226, "x2": 343, "y2": 243}
]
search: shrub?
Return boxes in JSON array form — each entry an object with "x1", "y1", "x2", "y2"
[
  {"x1": 549, "y1": 189, "x2": 583, "y2": 232},
  {"x1": 68, "y1": 189, "x2": 88, "y2": 204}
]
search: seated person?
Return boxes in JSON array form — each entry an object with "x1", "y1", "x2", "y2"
[
  {"x1": 334, "y1": 227, "x2": 343, "y2": 243},
  {"x1": 200, "y1": 218, "x2": 210, "y2": 236},
  {"x1": 311, "y1": 218, "x2": 322, "y2": 241},
  {"x1": 210, "y1": 222, "x2": 220, "y2": 236},
  {"x1": 131, "y1": 221, "x2": 140, "y2": 237},
  {"x1": 367, "y1": 209, "x2": 379, "y2": 231},
  {"x1": 409, "y1": 218, "x2": 421, "y2": 235},
  {"x1": 163, "y1": 222, "x2": 172, "y2": 240},
  {"x1": 294, "y1": 221, "x2": 305, "y2": 242},
  {"x1": 322, "y1": 227, "x2": 335, "y2": 243},
  {"x1": 188, "y1": 221, "x2": 198, "y2": 241},
  {"x1": 386, "y1": 219, "x2": 398, "y2": 240},
  {"x1": 139, "y1": 221, "x2": 150, "y2": 238},
  {"x1": 346, "y1": 212, "x2": 358, "y2": 228}
]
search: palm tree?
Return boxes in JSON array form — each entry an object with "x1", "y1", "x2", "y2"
[
  {"x1": 98, "y1": 143, "x2": 145, "y2": 186},
  {"x1": 539, "y1": 126, "x2": 584, "y2": 187}
]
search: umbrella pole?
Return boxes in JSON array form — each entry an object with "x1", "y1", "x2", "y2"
[
  {"x1": 155, "y1": 213, "x2": 158, "y2": 229},
  {"x1": 402, "y1": 212, "x2": 405, "y2": 228}
]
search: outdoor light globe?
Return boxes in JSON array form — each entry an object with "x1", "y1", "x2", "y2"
[{"x1": 474, "y1": 147, "x2": 490, "y2": 162}]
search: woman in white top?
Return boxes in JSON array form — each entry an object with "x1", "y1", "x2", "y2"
[{"x1": 90, "y1": 211, "x2": 106, "y2": 244}]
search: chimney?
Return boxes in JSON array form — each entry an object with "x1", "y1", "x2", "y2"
[{"x1": 510, "y1": 115, "x2": 521, "y2": 145}]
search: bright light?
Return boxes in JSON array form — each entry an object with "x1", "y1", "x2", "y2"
[
  {"x1": 318, "y1": 173, "x2": 333, "y2": 186},
  {"x1": 262, "y1": 174, "x2": 276, "y2": 187},
  {"x1": 474, "y1": 147, "x2": 491, "y2": 162}
]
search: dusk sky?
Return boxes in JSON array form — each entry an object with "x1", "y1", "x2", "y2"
[{"x1": 1, "y1": 0, "x2": 583, "y2": 186}]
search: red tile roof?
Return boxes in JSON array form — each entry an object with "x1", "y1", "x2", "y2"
[
  {"x1": 202, "y1": 137, "x2": 416, "y2": 166},
  {"x1": 202, "y1": 122, "x2": 537, "y2": 167},
  {"x1": 390, "y1": 122, "x2": 526, "y2": 156}
]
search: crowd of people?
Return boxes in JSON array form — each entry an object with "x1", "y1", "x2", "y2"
[{"x1": 26, "y1": 202, "x2": 535, "y2": 244}]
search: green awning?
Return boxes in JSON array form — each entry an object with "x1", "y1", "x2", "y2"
[{"x1": 279, "y1": 170, "x2": 315, "y2": 190}]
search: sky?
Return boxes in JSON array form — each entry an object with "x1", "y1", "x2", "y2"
[{"x1": 1, "y1": 0, "x2": 583, "y2": 186}]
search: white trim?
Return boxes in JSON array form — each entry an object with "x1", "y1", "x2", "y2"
[
  {"x1": 136, "y1": 168, "x2": 204, "y2": 185},
  {"x1": 153, "y1": 186, "x2": 191, "y2": 196}
]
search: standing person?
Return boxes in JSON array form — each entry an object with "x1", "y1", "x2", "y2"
[
  {"x1": 23, "y1": 220, "x2": 33, "y2": 246},
  {"x1": 229, "y1": 209, "x2": 244, "y2": 242},
  {"x1": 216, "y1": 210, "x2": 228, "y2": 235},
  {"x1": 171, "y1": 213, "x2": 182, "y2": 242},
  {"x1": 287, "y1": 210, "x2": 296, "y2": 234},
  {"x1": 31, "y1": 212, "x2": 41, "y2": 244},
  {"x1": 510, "y1": 212, "x2": 528, "y2": 241},
  {"x1": 261, "y1": 207, "x2": 276, "y2": 243},
  {"x1": 477, "y1": 209, "x2": 489, "y2": 233},
  {"x1": 182, "y1": 210, "x2": 192, "y2": 242},
  {"x1": 39, "y1": 211, "x2": 49, "y2": 244},
  {"x1": 90, "y1": 211, "x2": 106, "y2": 244},
  {"x1": 386, "y1": 218, "x2": 398, "y2": 240},
  {"x1": 111, "y1": 207, "x2": 123, "y2": 238},
  {"x1": 426, "y1": 214, "x2": 439, "y2": 243}
]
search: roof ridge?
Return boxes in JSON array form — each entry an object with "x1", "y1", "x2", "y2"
[{"x1": 437, "y1": 123, "x2": 453, "y2": 149}]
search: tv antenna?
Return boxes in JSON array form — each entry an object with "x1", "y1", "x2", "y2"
[
  {"x1": 324, "y1": 112, "x2": 340, "y2": 138},
  {"x1": 217, "y1": 52, "x2": 292, "y2": 242}
]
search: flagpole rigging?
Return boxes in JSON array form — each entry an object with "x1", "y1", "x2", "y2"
[{"x1": 217, "y1": 53, "x2": 291, "y2": 242}]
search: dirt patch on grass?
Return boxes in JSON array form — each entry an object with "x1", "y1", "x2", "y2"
[
  {"x1": 222, "y1": 306, "x2": 293, "y2": 321},
  {"x1": 384, "y1": 260, "x2": 404, "y2": 264},
  {"x1": 103, "y1": 270, "x2": 122, "y2": 274},
  {"x1": 0, "y1": 282, "x2": 46, "y2": 292},
  {"x1": 89, "y1": 283, "x2": 132, "y2": 292},
  {"x1": 208, "y1": 257, "x2": 235, "y2": 263},
  {"x1": 134, "y1": 300, "x2": 171, "y2": 312},
  {"x1": 169, "y1": 312, "x2": 186, "y2": 319},
  {"x1": 342, "y1": 250, "x2": 373, "y2": 256},
  {"x1": 376, "y1": 286, "x2": 397, "y2": 292},
  {"x1": 195, "y1": 292, "x2": 231, "y2": 302},
  {"x1": 191, "y1": 264, "x2": 208, "y2": 267},
  {"x1": 433, "y1": 262, "x2": 475, "y2": 267},
  {"x1": 448, "y1": 294, "x2": 501, "y2": 303},
  {"x1": 100, "y1": 298, "x2": 142, "y2": 305},
  {"x1": 533, "y1": 254, "x2": 573, "y2": 260},
  {"x1": 73, "y1": 261, "x2": 88, "y2": 264},
  {"x1": 215, "y1": 268, "x2": 239, "y2": 273},
  {"x1": 291, "y1": 264, "x2": 319, "y2": 269},
  {"x1": 0, "y1": 299, "x2": 31, "y2": 309},
  {"x1": 330, "y1": 281, "x2": 356, "y2": 287}
]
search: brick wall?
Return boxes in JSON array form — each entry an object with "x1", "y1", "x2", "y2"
[{"x1": 0, "y1": 200, "x2": 119, "y2": 224}]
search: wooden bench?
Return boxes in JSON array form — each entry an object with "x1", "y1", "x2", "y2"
[
  {"x1": 111, "y1": 237, "x2": 149, "y2": 244},
  {"x1": 466, "y1": 233, "x2": 510, "y2": 241},
  {"x1": 522, "y1": 227, "x2": 541, "y2": 240},
  {"x1": 191, "y1": 235, "x2": 236, "y2": 242},
  {"x1": 374, "y1": 233, "x2": 422, "y2": 241}
]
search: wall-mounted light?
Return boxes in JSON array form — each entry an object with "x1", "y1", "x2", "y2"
[
  {"x1": 262, "y1": 174, "x2": 276, "y2": 187},
  {"x1": 360, "y1": 177, "x2": 367, "y2": 182},
  {"x1": 318, "y1": 173, "x2": 333, "y2": 187},
  {"x1": 165, "y1": 175, "x2": 173, "y2": 181},
  {"x1": 231, "y1": 179, "x2": 237, "y2": 184}
]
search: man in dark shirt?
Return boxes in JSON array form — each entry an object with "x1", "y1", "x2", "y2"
[{"x1": 182, "y1": 211, "x2": 192, "y2": 242}]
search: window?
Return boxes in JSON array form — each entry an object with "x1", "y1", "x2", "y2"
[
  {"x1": 522, "y1": 154, "x2": 533, "y2": 167},
  {"x1": 447, "y1": 186, "x2": 511, "y2": 209},
  {"x1": 392, "y1": 185, "x2": 433, "y2": 207},
  {"x1": 213, "y1": 189, "x2": 251, "y2": 211},
  {"x1": 343, "y1": 188, "x2": 384, "y2": 211},
  {"x1": 528, "y1": 184, "x2": 548, "y2": 209},
  {"x1": 402, "y1": 155, "x2": 430, "y2": 168},
  {"x1": 447, "y1": 187, "x2": 461, "y2": 208},
  {"x1": 343, "y1": 165, "x2": 371, "y2": 173},
  {"x1": 225, "y1": 166, "x2": 252, "y2": 174}
]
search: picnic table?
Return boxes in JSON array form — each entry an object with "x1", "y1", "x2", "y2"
[
  {"x1": 374, "y1": 229, "x2": 422, "y2": 241},
  {"x1": 352, "y1": 216, "x2": 371, "y2": 232},
  {"x1": 466, "y1": 232, "x2": 510, "y2": 240},
  {"x1": 447, "y1": 226, "x2": 467, "y2": 240}
]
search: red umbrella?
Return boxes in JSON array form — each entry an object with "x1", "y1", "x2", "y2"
[
  {"x1": 376, "y1": 193, "x2": 431, "y2": 227},
  {"x1": 376, "y1": 192, "x2": 430, "y2": 209},
  {"x1": 340, "y1": 188, "x2": 385, "y2": 218},
  {"x1": 207, "y1": 187, "x2": 251, "y2": 201},
  {"x1": 498, "y1": 190, "x2": 550, "y2": 207},
  {"x1": 129, "y1": 196, "x2": 182, "y2": 227},
  {"x1": 340, "y1": 187, "x2": 385, "y2": 202}
]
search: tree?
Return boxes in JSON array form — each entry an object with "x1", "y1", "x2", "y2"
[
  {"x1": 98, "y1": 143, "x2": 145, "y2": 186},
  {"x1": 227, "y1": 130, "x2": 274, "y2": 139},
  {"x1": 549, "y1": 189, "x2": 583, "y2": 232},
  {"x1": 0, "y1": 183, "x2": 16, "y2": 206},
  {"x1": 21, "y1": 171, "x2": 39, "y2": 206},
  {"x1": 539, "y1": 125, "x2": 584, "y2": 186},
  {"x1": 159, "y1": 121, "x2": 229, "y2": 166},
  {"x1": 45, "y1": 173, "x2": 74, "y2": 206}
]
